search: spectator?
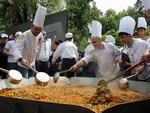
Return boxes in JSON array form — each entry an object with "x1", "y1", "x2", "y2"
[
  {"x1": 36, "y1": 30, "x2": 51, "y2": 74},
  {"x1": 0, "y1": 34, "x2": 8, "y2": 79},
  {"x1": 3, "y1": 31, "x2": 22, "y2": 70}
]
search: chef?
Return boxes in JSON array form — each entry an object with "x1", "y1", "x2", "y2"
[
  {"x1": 119, "y1": 16, "x2": 148, "y2": 66},
  {"x1": 13, "y1": 5, "x2": 47, "y2": 78},
  {"x1": 52, "y1": 32, "x2": 79, "y2": 78},
  {"x1": 136, "y1": 17, "x2": 150, "y2": 82},
  {"x1": 70, "y1": 20, "x2": 121, "y2": 80},
  {"x1": 0, "y1": 34, "x2": 8, "y2": 79},
  {"x1": 118, "y1": 16, "x2": 150, "y2": 81},
  {"x1": 3, "y1": 31, "x2": 22, "y2": 70},
  {"x1": 137, "y1": 17, "x2": 150, "y2": 43}
]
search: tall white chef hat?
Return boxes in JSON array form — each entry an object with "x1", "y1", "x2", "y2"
[
  {"x1": 91, "y1": 20, "x2": 102, "y2": 38},
  {"x1": 119, "y1": 16, "x2": 135, "y2": 35},
  {"x1": 105, "y1": 35, "x2": 116, "y2": 44},
  {"x1": 65, "y1": 32, "x2": 73, "y2": 38},
  {"x1": 140, "y1": 0, "x2": 150, "y2": 10},
  {"x1": 33, "y1": 5, "x2": 47, "y2": 27},
  {"x1": 137, "y1": 17, "x2": 147, "y2": 30}
]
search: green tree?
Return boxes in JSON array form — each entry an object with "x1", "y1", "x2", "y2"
[
  {"x1": 99, "y1": 9, "x2": 118, "y2": 34},
  {"x1": 66, "y1": 0, "x2": 101, "y2": 51},
  {"x1": 0, "y1": 0, "x2": 65, "y2": 31}
]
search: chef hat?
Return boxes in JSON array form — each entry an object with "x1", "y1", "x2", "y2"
[
  {"x1": 119, "y1": 16, "x2": 135, "y2": 35},
  {"x1": 105, "y1": 35, "x2": 116, "y2": 44},
  {"x1": 15, "y1": 31, "x2": 22, "y2": 36},
  {"x1": 33, "y1": 5, "x2": 47, "y2": 27},
  {"x1": 91, "y1": 20, "x2": 102, "y2": 38},
  {"x1": 140, "y1": 0, "x2": 150, "y2": 10},
  {"x1": 65, "y1": 32, "x2": 73, "y2": 38},
  {"x1": 137, "y1": 17, "x2": 147, "y2": 30},
  {"x1": 1, "y1": 33, "x2": 8, "y2": 38}
]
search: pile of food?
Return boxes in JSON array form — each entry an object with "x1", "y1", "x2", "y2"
[{"x1": 0, "y1": 84, "x2": 149, "y2": 113}]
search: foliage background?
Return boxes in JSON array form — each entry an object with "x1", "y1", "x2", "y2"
[{"x1": 0, "y1": 0, "x2": 150, "y2": 51}]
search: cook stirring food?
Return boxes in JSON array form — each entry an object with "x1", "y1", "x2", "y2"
[
  {"x1": 13, "y1": 5, "x2": 47, "y2": 78},
  {"x1": 70, "y1": 20, "x2": 121, "y2": 80}
]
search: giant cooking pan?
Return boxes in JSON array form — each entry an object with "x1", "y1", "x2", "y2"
[
  {"x1": 0, "y1": 77, "x2": 150, "y2": 113},
  {"x1": 0, "y1": 77, "x2": 149, "y2": 94}
]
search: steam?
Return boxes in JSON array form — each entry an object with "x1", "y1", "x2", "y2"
[{"x1": 95, "y1": 52, "x2": 118, "y2": 81}]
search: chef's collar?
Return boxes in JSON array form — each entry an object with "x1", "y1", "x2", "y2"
[
  {"x1": 144, "y1": 37, "x2": 148, "y2": 41},
  {"x1": 127, "y1": 39, "x2": 134, "y2": 48},
  {"x1": 95, "y1": 42, "x2": 105, "y2": 50},
  {"x1": 31, "y1": 30, "x2": 38, "y2": 36}
]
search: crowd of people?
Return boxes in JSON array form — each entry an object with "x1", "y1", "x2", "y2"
[{"x1": 0, "y1": 0, "x2": 150, "y2": 83}]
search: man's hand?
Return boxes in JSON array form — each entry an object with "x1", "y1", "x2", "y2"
[
  {"x1": 141, "y1": 48, "x2": 150, "y2": 63},
  {"x1": 20, "y1": 58, "x2": 28, "y2": 66},
  {"x1": 69, "y1": 64, "x2": 78, "y2": 72},
  {"x1": 52, "y1": 60, "x2": 55, "y2": 65},
  {"x1": 141, "y1": 54, "x2": 150, "y2": 63},
  {"x1": 135, "y1": 65, "x2": 145, "y2": 75}
]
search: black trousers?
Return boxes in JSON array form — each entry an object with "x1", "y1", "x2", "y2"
[
  {"x1": 0, "y1": 61, "x2": 7, "y2": 79},
  {"x1": 61, "y1": 58, "x2": 76, "y2": 78}
]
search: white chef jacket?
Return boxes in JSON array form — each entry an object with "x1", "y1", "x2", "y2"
[
  {"x1": 5, "y1": 40, "x2": 17, "y2": 63},
  {"x1": 137, "y1": 37, "x2": 150, "y2": 44},
  {"x1": 138, "y1": 37, "x2": 150, "y2": 65},
  {"x1": 53, "y1": 41, "x2": 79, "y2": 61},
  {"x1": 82, "y1": 43, "x2": 121, "y2": 79},
  {"x1": 145, "y1": 37, "x2": 150, "y2": 45},
  {"x1": 39, "y1": 39, "x2": 51, "y2": 61},
  {"x1": 84, "y1": 44, "x2": 94, "y2": 56},
  {"x1": 137, "y1": 37, "x2": 150, "y2": 80},
  {"x1": 122, "y1": 38, "x2": 148, "y2": 66},
  {"x1": 13, "y1": 30, "x2": 43, "y2": 67}
]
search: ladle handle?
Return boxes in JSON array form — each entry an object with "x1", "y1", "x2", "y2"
[
  {"x1": 126, "y1": 73, "x2": 138, "y2": 79},
  {"x1": 59, "y1": 69, "x2": 70, "y2": 74},
  {"x1": 0, "y1": 68, "x2": 9, "y2": 73},
  {"x1": 124, "y1": 60, "x2": 144, "y2": 73},
  {"x1": 26, "y1": 65, "x2": 38, "y2": 74},
  {"x1": 107, "y1": 60, "x2": 144, "y2": 83},
  {"x1": 107, "y1": 73, "x2": 122, "y2": 83}
]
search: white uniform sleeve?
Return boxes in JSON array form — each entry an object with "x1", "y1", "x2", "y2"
[
  {"x1": 52, "y1": 44, "x2": 63, "y2": 61},
  {"x1": 111, "y1": 44, "x2": 121, "y2": 61},
  {"x1": 4, "y1": 41, "x2": 11, "y2": 50},
  {"x1": 148, "y1": 44, "x2": 150, "y2": 48},
  {"x1": 84, "y1": 44, "x2": 95, "y2": 56},
  {"x1": 82, "y1": 53, "x2": 94, "y2": 65},
  {"x1": 13, "y1": 34, "x2": 26, "y2": 61},
  {"x1": 134, "y1": 41, "x2": 148, "y2": 64}
]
